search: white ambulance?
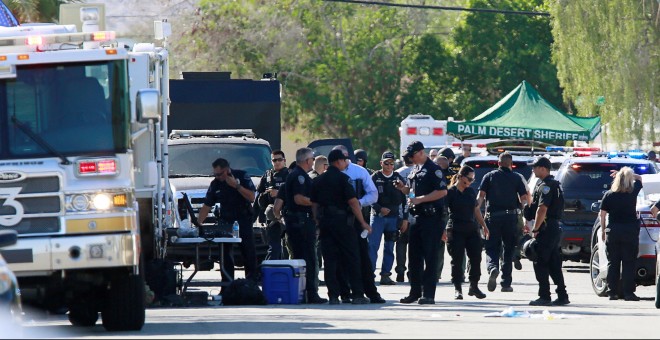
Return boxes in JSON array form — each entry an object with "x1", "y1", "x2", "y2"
[{"x1": 399, "y1": 114, "x2": 497, "y2": 158}]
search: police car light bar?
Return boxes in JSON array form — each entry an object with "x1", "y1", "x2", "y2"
[
  {"x1": 598, "y1": 150, "x2": 647, "y2": 159},
  {"x1": 545, "y1": 146, "x2": 572, "y2": 152},
  {"x1": 574, "y1": 147, "x2": 601, "y2": 152}
]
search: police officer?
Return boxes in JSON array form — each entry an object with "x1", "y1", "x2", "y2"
[
  {"x1": 333, "y1": 145, "x2": 385, "y2": 304},
  {"x1": 439, "y1": 147, "x2": 461, "y2": 174},
  {"x1": 477, "y1": 152, "x2": 528, "y2": 293},
  {"x1": 197, "y1": 158, "x2": 258, "y2": 282},
  {"x1": 442, "y1": 165, "x2": 489, "y2": 300},
  {"x1": 454, "y1": 144, "x2": 472, "y2": 166},
  {"x1": 399, "y1": 141, "x2": 448, "y2": 305},
  {"x1": 525, "y1": 156, "x2": 569, "y2": 306},
  {"x1": 434, "y1": 154, "x2": 455, "y2": 281},
  {"x1": 395, "y1": 155, "x2": 414, "y2": 283},
  {"x1": 255, "y1": 150, "x2": 289, "y2": 261},
  {"x1": 354, "y1": 149, "x2": 376, "y2": 174},
  {"x1": 309, "y1": 155, "x2": 329, "y2": 179},
  {"x1": 369, "y1": 151, "x2": 408, "y2": 285},
  {"x1": 283, "y1": 147, "x2": 327, "y2": 304},
  {"x1": 311, "y1": 149, "x2": 371, "y2": 305},
  {"x1": 309, "y1": 155, "x2": 329, "y2": 271}
]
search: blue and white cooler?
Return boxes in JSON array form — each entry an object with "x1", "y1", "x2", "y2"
[{"x1": 260, "y1": 259, "x2": 306, "y2": 304}]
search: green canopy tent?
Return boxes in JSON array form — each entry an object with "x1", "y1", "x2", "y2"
[{"x1": 447, "y1": 81, "x2": 601, "y2": 143}]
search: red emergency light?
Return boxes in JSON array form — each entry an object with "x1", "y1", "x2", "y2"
[
  {"x1": 78, "y1": 161, "x2": 97, "y2": 174},
  {"x1": 432, "y1": 128, "x2": 444, "y2": 136},
  {"x1": 574, "y1": 151, "x2": 593, "y2": 157},
  {"x1": 406, "y1": 127, "x2": 417, "y2": 135},
  {"x1": 78, "y1": 159, "x2": 118, "y2": 175},
  {"x1": 573, "y1": 147, "x2": 601, "y2": 152}
]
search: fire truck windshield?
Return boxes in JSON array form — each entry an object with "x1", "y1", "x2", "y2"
[{"x1": 0, "y1": 60, "x2": 130, "y2": 160}]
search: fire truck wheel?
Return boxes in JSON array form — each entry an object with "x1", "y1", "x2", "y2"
[{"x1": 102, "y1": 273, "x2": 146, "y2": 331}]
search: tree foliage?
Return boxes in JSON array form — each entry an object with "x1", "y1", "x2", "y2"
[
  {"x1": 166, "y1": 0, "x2": 562, "y2": 164},
  {"x1": 410, "y1": 0, "x2": 561, "y2": 121},
  {"x1": 6, "y1": 0, "x2": 79, "y2": 23},
  {"x1": 549, "y1": 0, "x2": 660, "y2": 146},
  {"x1": 172, "y1": 0, "x2": 464, "y2": 165}
]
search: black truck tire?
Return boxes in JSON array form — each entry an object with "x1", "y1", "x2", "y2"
[
  {"x1": 68, "y1": 303, "x2": 99, "y2": 327},
  {"x1": 101, "y1": 273, "x2": 146, "y2": 331}
]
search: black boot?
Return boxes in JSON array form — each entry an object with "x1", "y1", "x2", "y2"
[
  {"x1": 454, "y1": 283, "x2": 463, "y2": 300},
  {"x1": 468, "y1": 281, "x2": 487, "y2": 299}
]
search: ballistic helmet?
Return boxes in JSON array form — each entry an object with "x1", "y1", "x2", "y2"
[
  {"x1": 439, "y1": 147, "x2": 455, "y2": 160},
  {"x1": 355, "y1": 149, "x2": 368, "y2": 164},
  {"x1": 522, "y1": 237, "x2": 539, "y2": 262}
]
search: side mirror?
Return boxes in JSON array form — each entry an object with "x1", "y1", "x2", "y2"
[
  {"x1": 136, "y1": 88, "x2": 161, "y2": 123},
  {"x1": 591, "y1": 201, "x2": 601, "y2": 213},
  {"x1": 0, "y1": 230, "x2": 18, "y2": 248}
]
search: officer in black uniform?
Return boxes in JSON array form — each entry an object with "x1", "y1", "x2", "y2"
[
  {"x1": 255, "y1": 150, "x2": 289, "y2": 261},
  {"x1": 433, "y1": 154, "x2": 455, "y2": 280},
  {"x1": 197, "y1": 158, "x2": 258, "y2": 282},
  {"x1": 354, "y1": 149, "x2": 376, "y2": 174},
  {"x1": 525, "y1": 157, "x2": 569, "y2": 306},
  {"x1": 454, "y1": 144, "x2": 472, "y2": 166},
  {"x1": 477, "y1": 152, "x2": 528, "y2": 293},
  {"x1": 440, "y1": 147, "x2": 461, "y2": 174},
  {"x1": 311, "y1": 149, "x2": 372, "y2": 305},
  {"x1": 284, "y1": 147, "x2": 327, "y2": 304},
  {"x1": 399, "y1": 141, "x2": 448, "y2": 305}
]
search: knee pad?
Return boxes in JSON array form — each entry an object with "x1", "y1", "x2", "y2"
[{"x1": 384, "y1": 231, "x2": 400, "y2": 242}]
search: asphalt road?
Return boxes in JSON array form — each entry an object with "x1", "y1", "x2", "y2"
[{"x1": 14, "y1": 254, "x2": 660, "y2": 339}]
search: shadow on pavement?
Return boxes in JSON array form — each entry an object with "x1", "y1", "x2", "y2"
[{"x1": 23, "y1": 320, "x2": 379, "y2": 337}]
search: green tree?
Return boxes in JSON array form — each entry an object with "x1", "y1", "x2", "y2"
[
  {"x1": 6, "y1": 0, "x2": 79, "y2": 23},
  {"x1": 409, "y1": 0, "x2": 561, "y2": 121},
  {"x1": 174, "y1": 0, "x2": 463, "y2": 165},
  {"x1": 549, "y1": 0, "x2": 659, "y2": 146}
]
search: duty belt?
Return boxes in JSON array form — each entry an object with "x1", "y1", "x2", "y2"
[
  {"x1": 321, "y1": 206, "x2": 349, "y2": 215},
  {"x1": 485, "y1": 209, "x2": 521, "y2": 218},
  {"x1": 286, "y1": 211, "x2": 312, "y2": 219}
]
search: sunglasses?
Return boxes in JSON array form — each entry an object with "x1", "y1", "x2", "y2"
[
  {"x1": 463, "y1": 175, "x2": 475, "y2": 183},
  {"x1": 272, "y1": 158, "x2": 285, "y2": 162},
  {"x1": 383, "y1": 161, "x2": 394, "y2": 166}
]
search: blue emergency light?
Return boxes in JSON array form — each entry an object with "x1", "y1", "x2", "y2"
[
  {"x1": 545, "y1": 146, "x2": 569, "y2": 152},
  {"x1": 605, "y1": 150, "x2": 647, "y2": 159}
]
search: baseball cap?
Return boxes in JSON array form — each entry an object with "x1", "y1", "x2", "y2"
[
  {"x1": 532, "y1": 157, "x2": 552, "y2": 169},
  {"x1": 381, "y1": 151, "x2": 395, "y2": 161},
  {"x1": 404, "y1": 141, "x2": 425, "y2": 158},
  {"x1": 328, "y1": 149, "x2": 349, "y2": 163}
]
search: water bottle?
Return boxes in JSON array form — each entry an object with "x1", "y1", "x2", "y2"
[
  {"x1": 232, "y1": 220, "x2": 240, "y2": 238},
  {"x1": 408, "y1": 191, "x2": 415, "y2": 199}
]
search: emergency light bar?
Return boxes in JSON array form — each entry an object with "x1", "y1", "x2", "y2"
[
  {"x1": 591, "y1": 150, "x2": 648, "y2": 159},
  {"x1": 0, "y1": 30, "x2": 116, "y2": 49},
  {"x1": 77, "y1": 158, "x2": 118, "y2": 176},
  {"x1": 169, "y1": 129, "x2": 256, "y2": 139},
  {"x1": 452, "y1": 142, "x2": 486, "y2": 148},
  {"x1": 545, "y1": 146, "x2": 570, "y2": 152}
]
